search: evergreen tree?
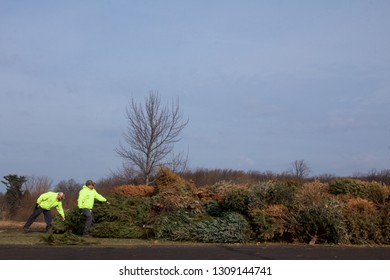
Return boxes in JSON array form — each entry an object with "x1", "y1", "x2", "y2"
[{"x1": 2, "y1": 174, "x2": 27, "y2": 218}]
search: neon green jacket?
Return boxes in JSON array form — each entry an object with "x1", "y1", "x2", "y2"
[
  {"x1": 37, "y1": 192, "x2": 65, "y2": 219},
  {"x1": 77, "y1": 185, "x2": 107, "y2": 209}
]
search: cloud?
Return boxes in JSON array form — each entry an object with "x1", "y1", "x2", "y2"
[{"x1": 1, "y1": 1, "x2": 390, "y2": 190}]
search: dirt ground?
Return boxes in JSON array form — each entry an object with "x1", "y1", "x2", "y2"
[{"x1": 1, "y1": 221, "x2": 390, "y2": 260}]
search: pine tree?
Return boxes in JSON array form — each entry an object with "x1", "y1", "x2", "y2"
[{"x1": 2, "y1": 174, "x2": 27, "y2": 218}]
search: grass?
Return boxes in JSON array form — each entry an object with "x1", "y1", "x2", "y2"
[
  {"x1": 2, "y1": 221, "x2": 388, "y2": 248},
  {"x1": 0, "y1": 220, "x2": 213, "y2": 247},
  {"x1": 0, "y1": 229, "x2": 219, "y2": 247}
]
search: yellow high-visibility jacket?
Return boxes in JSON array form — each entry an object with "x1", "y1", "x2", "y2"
[
  {"x1": 77, "y1": 185, "x2": 107, "y2": 209},
  {"x1": 37, "y1": 192, "x2": 65, "y2": 219}
]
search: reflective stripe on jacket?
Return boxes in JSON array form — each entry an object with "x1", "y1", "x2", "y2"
[
  {"x1": 37, "y1": 192, "x2": 65, "y2": 219},
  {"x1": 77, "y1": 185, "x2": 107, "y2": 209}
]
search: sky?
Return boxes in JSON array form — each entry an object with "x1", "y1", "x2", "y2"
[{"x1": 1, "y1": 0, "x2": 390, "y2": 192}]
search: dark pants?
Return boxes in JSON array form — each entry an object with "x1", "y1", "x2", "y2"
[
  {"x1": 81, "y1": 208, "x2": 94, "y2": 235},
  {"x1": 24, "y1": 205, "x2": 52, "y2": 232}
]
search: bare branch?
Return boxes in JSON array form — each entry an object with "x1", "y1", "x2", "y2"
[
  {"x1": 116, "y1": 91, "x2": 189, "y2": 185},
  {"x1": 290, "y1": 159, "x2": 311, "y2": 179}
]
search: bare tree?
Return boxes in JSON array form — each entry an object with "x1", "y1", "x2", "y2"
[
  {"x1": 165, "y1": 148, "x2": 189, "y2": 174},
  {"x1": 55, "y1": 179, "x2": 81, "y2": 209},
  {"x1": 0, "y1": 193, "x2": 7, "y2": 220},
  {"x1": 24, "y1": 176, "x2": 52, "y2": 196},
  {"x1": 116, "y1": 91, "x2": 189, "y2": 185},
  {"x1": 290, "y1": 159, "x2": 311, "y2": 179}
]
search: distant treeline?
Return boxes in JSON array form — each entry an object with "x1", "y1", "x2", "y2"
[
  {"x1": 179, "y1": 168, "x2": 390, "y2": 187},
  {"x1": 2, "y1": 167, "x2": 389, "y2": 222}
]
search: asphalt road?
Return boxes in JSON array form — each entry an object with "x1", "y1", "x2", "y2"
[{"x1": 1, "y1": 244, "x2": 390, "y2": 260}]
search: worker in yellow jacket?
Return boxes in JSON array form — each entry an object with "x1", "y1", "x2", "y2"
[
  {"x1": 23, "y1": 191, "x2": 65, "y2": 233},
  {"x1": 78, "y1": 180, "x2": 109, "y2": 237}
]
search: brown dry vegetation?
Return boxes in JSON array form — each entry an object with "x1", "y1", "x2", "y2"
[
  {"x1": 0, "y1": 220, "x2": 45, "y2": 230},
  {"x1": 112, "y1": 185, "x2": 155, "y2": 197},
  {"x1": 2, "y1": 167, "x2": 390, "y2": 245}
]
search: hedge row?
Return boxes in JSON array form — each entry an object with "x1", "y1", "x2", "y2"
[{"x1": 53, "y1": 168, "x2": 390, "y2": 245}]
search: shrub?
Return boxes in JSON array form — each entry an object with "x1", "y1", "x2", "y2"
[
  {"x1": 293, "y1": 198, "x2": 345, "y2": 244},
  {"x1": 155, "y1": 166, "x2": 191, "y2": 191},
  {"x1": 152, "y1": 211, "x2": 253, "y2": 243},
  {"x1": 54, "y1": 196, "x2": 154, "y2": 238},
  {"x1": 153, "y1": 190, "x2": 203, "y2": 214},
  {"x1": 41, "y1": 231, "x2": 94, "y2": 245},
  {"x1": 329, "y1": 178, "x2": 388, "y2": 204},
  {"x1": 49, "y1": 174, "x2": 389, "y2": 244},
  {"x1": 249, "y1": 204, "x2": 294, "y2": 242},
  {"x1": 221, "y1": 185, "x2": 250, "y2": 213},
  {"x1": 112, "y1": 185, "x2": 155, "y2": 197},
  {"x1": 93, "y1": 197, "x2": 152, "y2": 225},
  {"x1": 198, "y1": 181, "x2": 250, "y2": 213},
  {"x1": 202, "y1": 200, "x2": 225, "y2": 217},
  {"x1": 192, "y1": 212, "x2": 253, "y2": 243},
  {"x1": 247, "y1": 180, "x2": 297, "y2": 209},
  {"x1": 52, "y1": 209, "x2": 85, "y2": 235},
  {"x1": 292, "y1": 182, "x2": 345, "y2": 244},
  {"x1": 343, "y1": 198, "x2": 382, "y2": 244},
  {"x1": 295, "y1": 181, "x2": 330, "y2": 207},
  {"x1": 198, "y1": 181, "x2": 237, "y2": 203},
  {"x1": 91, "y1": 221, "x2": 144, "y2": 238},
  {"x1": 152, "y1": 211, "x2": 194, "y2": 241},
  {"x1": 268, "y1": 180, "x2": 299, "y2": 206},
  {"x1": 153, "y1": 167, "x2": 203, "y2": 214},
  {"x1": 247, "y1": 181, "x2": 272, "y2": 209},
  {"x1": 380, "y1": 204, "x2": 390, "y2": 244}
]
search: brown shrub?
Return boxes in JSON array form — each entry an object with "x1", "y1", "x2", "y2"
[
  {"x1": 249, "y1": 204, "x2": 294, "y2": 242},
  {"x1": 294, "y1": 180, "x2": 330, "y2": 207},
  {"x1": 198, "y1": 181, "x2": 247, "y2": 202},
  {"x1": 380, "y1": 203, "x2": 390, "y2": 244},
  {"x1": 155, "y1": 166, "x2": 187, "y2": 188},
  {"x1": 343, "y1": 198, "x2": 382, "y2": 244},
  {"x1": 329, "y1": 178, "x2": 388, "y2": 204},
  {"x1": 292, "y1": 181, "x2": 346, "y2": 244},
  {"x1": 112, "y1": 185, "x2": 155, "y2": 197},
  {"x1": 153, "y1": 166, "x2": 202, "y2": 214}
]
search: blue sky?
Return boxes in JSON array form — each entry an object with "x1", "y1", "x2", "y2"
[{"x1": 1, "y1": 0, "x2": 390, "y2": 192}]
